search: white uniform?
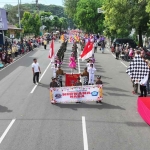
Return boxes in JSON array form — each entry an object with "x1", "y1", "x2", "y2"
[
  {"x1": 86, "y1": 63, "x2": 94, "y2": 68},
  {"x1": 51, "y1": 66, "x2": 58, "y2": 78},
  {"x1": 88, "y1": 67, "x2": 96, "y2": 84}
]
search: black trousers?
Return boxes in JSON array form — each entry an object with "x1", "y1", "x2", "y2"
[
  {"x1": 44, "y1": 45, "x2": 47, "y2": 49},
  {"x1": 94, "y1": 47, "x2": 97, "y2": 53},
  {"x1": 33, "y1": 72, "x2": 39, "y2": 83},
  {"x1": 59, "y1": 81, "x2": 62, "y2": 87},
  {"x1": 116, "y1": 52, "x2": 119, "y2": 59},
  {"x1": 15, "y1": 52, "x2": 18, "y2": 57},
  {"x1": 140, "y1": 85, "x2": 147, "y2": 97},
  {"x1": 132, "y1": 81, "x2": 138, "y2": 93}
]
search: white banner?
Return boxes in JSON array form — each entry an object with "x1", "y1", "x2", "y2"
[{"x1": 50, "y1": 85, "x2": 103, "y2": 103}]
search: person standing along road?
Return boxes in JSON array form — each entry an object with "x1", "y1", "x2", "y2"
[
  {"x1": 96, "y1": 76, "x2": 103, "y2": 85},
  {"x1": 74, "y1": 77, "x2": 82, "y2": 104},
  {"x1": 50, "y1": 77, "x2": 59, "y2": 104},
  {"x1": 50, "y1": 77, "x2": 59, "y2": 88},
  {"x1": 81, "y1": 67, "x2": 89, "y2": 85},
  {"x1": 101, "y1": 40, "x2": 105, "y2": 53},
  {"x1": 32, "y1": 58, "x2": 41, "y2": 84},
  {"x1": 51, "y1": 64, "x2": 58, "y2": 78},
  {"x1": 94, "y1": 40, "x2": 98, "y2": 53},
  {"x1": 69, "y1": 53, "x2": 76, "y2": 73},
  {"x1": 43, "y1": 39, "x2": 47, "y2": 50},
  {"x1": 74, "y1": 77, "x2": 82, "y2": 86},
  {"x1": 88, "y1": 64, "x2": 96, "y2": 85},
  {"x1": 95, "y1": 76, "x2": 103, "y2": 103},
  {"x1": 115, "y1": 44, "x2": 120, "y2": 59},
  {"x1": 56, "y1": 66, "x2": 65, "y2": 87}
]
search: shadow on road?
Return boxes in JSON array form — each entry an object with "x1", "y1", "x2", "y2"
[
  {"x1": 0, "y1": 105, "x2": 12, "y2": 113},
  {"x1": 119, "y1": 71, "x2": 126, "y2": 74},
  {"x1": 38, "y1": 83, "x2": 49, "y2": 89},
  {"x1": 104, "y1": 87, "x2": 128, "y2": 92},
  {"x1": 125, "y1": 122, "x2": 149, "y2": 127},
  {"x1": 106, "y1": 92, "x2": 133, "y2": 97},
  {"x1": 55, "y1": 102, "x2": 125, "y2": 111}
]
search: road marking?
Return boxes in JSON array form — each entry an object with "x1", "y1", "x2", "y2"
[
  {"x1": 77, "y1": 48, "x2": 81, "y2": 73},
  {"x1": 106, "y1": 49, "x2": 110, "y2": 52},
  {"x1": 121, "y1": 61, "x2": 127, "y2": 68},
  {"x1": 0, "y1": 50, "x2": 36, "y2": 72},
  {"x1": 111, "y1": 53, "x2": 116, "y2": 58},
  {"x1": 82, "y1": 116, "x2": 88, "y2": 150},
  {"x1": 30, "y1": 62, "x2": 51, "y2": 93},
  {"x1": 0, "y1": 119, "x2": 16, "y2": 144},
  {"x1": 107, "y1": 48, "x2": 128, "y2": 68}
]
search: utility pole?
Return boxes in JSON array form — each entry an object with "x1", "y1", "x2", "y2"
[
  {"x1": 36, "y1": 0, "x2": 39, "y2": 14},
  {"x1": 18, "y1": 0, "x2": 21, "y2": 28}
]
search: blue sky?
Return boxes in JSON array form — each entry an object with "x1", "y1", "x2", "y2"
[{"x1": 0, "y1": 0, "x2": 63, "y2": 7}]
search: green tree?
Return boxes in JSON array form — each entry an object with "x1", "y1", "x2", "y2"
[
  {"x1": 58, "y1": 17, "x2": 68, "y2": 33},
  {"x1": 146, "y1": 0, "x2": 150, "y2": 34},
  {"x1": 103, "y1": 0, "x2": 150, "y2": 46},
  {"x1": 3, "y1": 4, "x2": 65, "y2": 24},
  {"x1": 31, "y1": 14, "x2": 41, "y2": 36},
  {"x1": 21, "y1": 12, "x2": 41, "y2": 36},
  {"x1": 74, "y1": 0, "x2": 104, "y2": 33},
  {"x1": 52, "y1": 16, "x2": 61, "y2": 31},
  {"x1": 63, "y1": 0, "x2": 79, "y2": 18},
  {"x1": 40, "y1": 12, "x2": 52, "y2": 32},
  {"x1": 103, "y1": 0, "x2": 131, "y2": 38}
]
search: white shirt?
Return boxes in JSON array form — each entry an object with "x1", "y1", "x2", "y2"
[
  {"x1": 88, "y1": 67, "x2": 96, "y2": 74},
  {"x1": 51, "y1": 66, "x2": 58, "y2": 73},
  {"x1": 94, "y1": 42, "x2": 98, "y2": 47},
  {"x1": 32, "y1": 62, "x2": 40, "y2": 73},
  {"x1": 86, "y1": 63, "x2": 94, "y2": 68}
]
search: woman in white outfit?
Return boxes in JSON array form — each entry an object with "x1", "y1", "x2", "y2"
[
  {"x1": 86, "y1": 60, "x2": 94, "y2": 68},
  {"x1": 51, "y1": 64, "x2": 58, "y2": 78},
  {"x1": 88, "y1": 64, "x2": 96, "y2": 85}
]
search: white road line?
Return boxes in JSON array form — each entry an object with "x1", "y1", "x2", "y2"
[
  {"x1": 0, "y1": 119, "x2": 16, "y2": 144},
  {"x1": 106, "y1": 49, "x2": 110, "y2": 52},
  {"x1": 121, "y1": 61, "x2": 127, "y2": 68},
  {"x1": 0, "y1": 50, "x2": 34, "y2": 72},
  {"x1": 107, "y1": 48, "x2": 128, "y2": 68},
  {"x1": 82, "y1": 116, "x2": 88, "y2": 150},
  {"x1": 111, "y1": 53, "x2": 116, "y2": 58},
  {"x1": 30, "y1": 62, "x2": 51, "y2": 93},
  {"x1": 77, "y1": 48, "x2": 81, "y2": 73}
]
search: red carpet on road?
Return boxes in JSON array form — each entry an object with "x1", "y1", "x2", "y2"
[{"x1": 138, "y1": 97, "x2": 150, "y2": 126}]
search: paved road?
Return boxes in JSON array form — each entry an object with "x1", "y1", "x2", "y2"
[{"x1": 0, "y1": 41, "x2": 150, "y2": 150}]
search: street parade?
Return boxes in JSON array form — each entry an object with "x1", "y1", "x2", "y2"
[
  {"x1": 1, "y1": 0, "x2": 150, "y2": 149},
  {"x1": 48, "y1": 31, "x2": 104, "y2": 104}
]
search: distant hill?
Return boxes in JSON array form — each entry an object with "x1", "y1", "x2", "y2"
[{"x1": 4, "y1": 3, "x2": 65, "y2": 25}]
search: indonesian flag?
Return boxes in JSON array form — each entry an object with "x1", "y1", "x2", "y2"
[
  {"x1": 48, "y1": 40, "x2": 54, "y2": 61},
  {"x1": 80, "y1": 41, "x2": 93, "y2": 61}
]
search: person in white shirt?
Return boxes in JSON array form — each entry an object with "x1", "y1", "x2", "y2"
[
  {"x1": 88, "y1": 64, "x2": 96, "y2": 85},
  {"x1": 32, "y1": 58, "x2": 41, "y2": 84},
  {"x1": 86, "y1": 59, "x2": 94, "y2": 68},
  {"x1": 51, "y1": 64, "x2": 58, "y2": 78}
]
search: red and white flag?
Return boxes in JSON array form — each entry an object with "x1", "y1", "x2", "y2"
[
  {"x1": 48, "y1": 40, "x2": 54, "y2": 61},
  {"x1": 80, "y1": 41, "x2": 93, "y2": 61}
]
